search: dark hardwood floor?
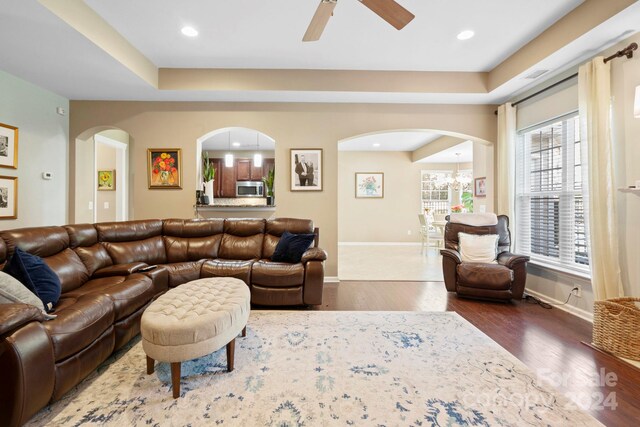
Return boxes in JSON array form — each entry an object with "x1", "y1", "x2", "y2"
[{"x1": 310, "y1": 281, "x2": 640, "y2": 427}]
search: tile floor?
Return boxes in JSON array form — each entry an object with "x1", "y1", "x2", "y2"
[{"x1": 338, "y1": 244, "x2": 444, "y2": 281}]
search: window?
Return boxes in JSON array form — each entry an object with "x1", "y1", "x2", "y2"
[
  {"x1": 515, "y1": 113, "x2": 589, "y2": 275},
  {"x1": 421, "y1": 171, "x2": 450, "y2": 214}
]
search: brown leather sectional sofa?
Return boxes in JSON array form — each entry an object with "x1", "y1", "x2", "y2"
[{"x1": 0, "y1": 217, "x2": 326, "y2": 427}]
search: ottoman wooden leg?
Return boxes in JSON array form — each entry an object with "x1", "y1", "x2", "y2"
[
  {"x1": 226, "y1": 338, "x2": 235, "y2": 372},
  {"x1": 241, "y1": 326, "x2": 247, "y2": 337},
  {"x1": 146, "y1": 356, "x2": 155, "y2": 375},
  {"x1": 171, "y1": 362, "x2": 181, "y2": 399}
]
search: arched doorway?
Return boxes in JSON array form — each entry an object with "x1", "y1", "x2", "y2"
[{"x1": 73, "y1": 127, "x2": 131, "y2": 223}]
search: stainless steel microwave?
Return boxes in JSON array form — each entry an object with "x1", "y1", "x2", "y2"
[{"x1": 236, "y1": 181, "x2": 264, "y2": 197}]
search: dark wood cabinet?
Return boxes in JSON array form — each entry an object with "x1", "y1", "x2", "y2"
[
  {"x1": 236, "y1": 159, "x2": 252, "y2": 181},
  {"x1": 212, "y1": 157, "x2": 274, "y2": 197}
]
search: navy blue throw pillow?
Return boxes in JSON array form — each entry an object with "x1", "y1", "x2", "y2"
[
  {"x1": 4, "y1": 248, "x2": 61, "y2": 312},
  {"x1": 272, "y1": 231, "x2": 315, "y2": 263}
]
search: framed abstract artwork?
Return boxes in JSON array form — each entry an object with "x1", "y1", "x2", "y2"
[
  {"x1": 290, "y1": 148, "x2": 322, "y2": 191},
  {"x1": 0, "y1": 122, "x2": 18, "y2": 169},
  {"x1": 355, "y1": 172, "x2": 384, "y2": 198},
  {"x1": 148, "y1": 149, "x2": 182, "y2": 189},
  {"x1": 0, "y1": 175, "x2": 17, "y2": 219},
  {"x1": 97, "y1": 170, "x2": 115, "y2": 191},
  {"x1": 474, "y1": 177, "x2": 487, "y2": 197}
]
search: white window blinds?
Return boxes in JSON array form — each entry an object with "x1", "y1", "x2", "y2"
[{"x1": 515, "y1": 113, "x2": 589, "y2": 275}]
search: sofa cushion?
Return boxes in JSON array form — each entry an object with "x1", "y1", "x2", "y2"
[
  {"x1": 163, "y1": 236, "x2": 222, "y2": 263},
  {"x1": 458, "y1": 232, "x2": 499, "y2": 263},
  {"x1": 219, "y1": 234, "x2": 263, "y2": 260},
  {"x1": 201, "y1": 259, "x2": 253, "y2": 285},
  {"x1": 160, "y1": 261, "x2": 206, "y2": 287},
  {"x1": 96, "y1": 219, "x2": 163, "y2": 242},
  {"x1": 102, "y1": 236, "x2": 167, "y2": 265},
  {"x1": 457, "y1": 263, "x2": 512, "y2": 290},
  {"x1": 271, "y1": 231, "x2": 315, "y2": 263},
  {"x1": 74, "y1": 244, "x2": 113, "y2": 276},
  {"x1": 251, "y1": 260, "x2": 305, "y2": 287},
  {"x1": 65, "y1": 224, "x2": 98, "y2": 248},
  {"x1": 4, "y1": 248, "x2": 62, "y2": 312},
  {"x1": 0, "y1": 226, "x2": 69, "y2": 258},
  {"x1": 64, "y1": 274, "x2": 155, "y2": 321},
  {"x1": 44, "y1": 248, "x2": 91, "y2": 293},
  {"x1": 45, "y1": 293, "x2": 115, "y2": 362},
  {"x1": 162, "y1": 218, "x2": 224, "y2": 237}
]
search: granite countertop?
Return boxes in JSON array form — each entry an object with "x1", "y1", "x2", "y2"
[{"x1": 195, "y1": 204, "x2": 275, "y2": 209}]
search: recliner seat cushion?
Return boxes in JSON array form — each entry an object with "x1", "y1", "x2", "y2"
[
  {"x1": 201, "y1": 259, "x2": 253, "y2": 285},
  {"x1": 252, "y1": 260, "x2": 305, "y2": 287},
  {"x1": 63, "y1": 274, "x2": 155, "y2": 321},
  {"x1": 457, "y1": 263, "x2": 512, "y2": 290},
  {"x1": 159, "y1": 261, "x2": 206, "y2": 287},
  {"x1": 45, "y1": 294, "x2": 115, "y2": 362}
]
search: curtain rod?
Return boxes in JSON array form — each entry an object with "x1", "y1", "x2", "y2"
[{"x1": 495, "y1": 42, "x2": 638, "y2": 114}]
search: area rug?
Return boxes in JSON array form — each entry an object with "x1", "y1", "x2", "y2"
[{"x1": 28, "y1": 311, "x2": 601, "y2": 426}]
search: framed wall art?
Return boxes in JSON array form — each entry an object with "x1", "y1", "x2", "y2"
[
  {"x1": 355, "y1": 172, "x2": 384, "y2": 198},
  {"x1": 97, "y1": 170, "x2": 115, "y2": 191},
  {"x1": 148, "y1": 149, "x2": 182, "y2": 189},
  {"x1": 474, "y1": 177, "x2": 487, "y2": 197},
  {"x1": 0, "y1": 123, "x2": 18, "y2": 169},
  {"x1": 0, "y1": 175, "x2": 17, "y2": 219},
  {"x1": 290, "y1": 148, "x2": 322, "y2": 191}
]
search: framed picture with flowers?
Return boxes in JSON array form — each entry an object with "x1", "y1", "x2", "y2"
[
  {"x1": 97, "y1": 170, "x2": 115, "y2": 191},
  {"x1": 147, "y1": 149, "x2": 182, "y2": 189},
  {"x1": 355, "y1": 172, "x2": 384, "y2": 198}
]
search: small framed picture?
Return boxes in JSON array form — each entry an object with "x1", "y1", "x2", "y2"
[
  {"x1": 355, "y1": 172, "x2": 384, "y2": 198},
  {"x1": 474, "y1": 177, "x2": 487, "y2": 197},
  {"x1": 97, "y1": 170, "x2": 115, "y2": 191},
  {"x1": 290, "y1": 148, "x2": 322, "y2": 191},
  {"x1": 0, "y1": 123, "x2": 18, "y2": 169},
  {"x1": 0, "y1": 175, "x2": 18, "y2": 219},
  {"x1": 148, "y1": 149, "x2": 182, "y2": 189}
]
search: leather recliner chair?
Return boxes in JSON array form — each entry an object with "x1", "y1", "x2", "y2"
[{"x1": 440, "y1": 215, "x2": 530, "y2": 301}]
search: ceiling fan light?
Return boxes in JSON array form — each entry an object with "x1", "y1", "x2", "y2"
[
  {"x1": 225, "y1": 153, "x2": 234, "y2": 167},
  {"x1": 254, "y1": 153, "x2": 263, "y2": 168}
]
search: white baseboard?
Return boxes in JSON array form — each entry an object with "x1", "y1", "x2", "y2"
[
  {"x1": 524, "y1": 288, "x2": 593, "y2": 323},
  {"x1": 338, "y1": 242, "x2": 421, "y2": 246},
  {"x1": 324, "y1": 276, "x2": 340, "y2": 283}
]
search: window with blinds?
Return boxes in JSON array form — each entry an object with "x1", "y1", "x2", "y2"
[{"x1": 515, "y1": 113, "x2": 590, "y2": 275}]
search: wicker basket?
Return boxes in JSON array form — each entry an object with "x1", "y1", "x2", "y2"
[{"x1": 592, "y1": 297, "x2": 640, "y2": 361}]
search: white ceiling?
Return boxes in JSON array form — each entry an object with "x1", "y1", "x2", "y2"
[
  {"x1": 417, "y1": 140, "x2": 473, "y2": 163},
  {"x1": 0, "y1": 1, "x2": 639, "y2": 103},
  {"x1": 339, "y1": 131, "x2": 441, "y2": 151},
  {"x1": 84, "y1": 0, "x2": 582, "y2": 71},
  {"x1": 201, "y1": 127, "x2": 275, "y2": 151}
]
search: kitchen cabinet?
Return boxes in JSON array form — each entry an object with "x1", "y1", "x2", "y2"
[
  {"x1": 212, "y1": 157, "x2": 274, "y2": 197},
  {"x1": 236, "y1": 159, "x2": 252, "y2": 181},
  {"x1": 221, "y1": 162, "x2": 236, "y2": 197}
]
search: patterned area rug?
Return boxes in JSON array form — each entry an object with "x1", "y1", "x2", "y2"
[{"x1": 28, "y1": 311, "x2": 601, "y2": 426}]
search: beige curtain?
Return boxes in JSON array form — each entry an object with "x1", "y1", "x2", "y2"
[
  {"x1": 578, "y1": 57, "x2": 624, "y2": 300},
  {"x1": 496, "y1": 103, "x2": 516, "y2": 225}
]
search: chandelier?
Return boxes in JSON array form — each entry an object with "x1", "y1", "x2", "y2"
[{"x1": 444, "y1": 153, "x2": 472, "y2": 191}]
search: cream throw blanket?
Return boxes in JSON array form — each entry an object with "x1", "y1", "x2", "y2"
[{"x1": 449, "y1": 213, "x2": 498, "y2": 227}]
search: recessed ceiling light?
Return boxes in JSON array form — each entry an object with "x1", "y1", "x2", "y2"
[
  {"x1": 373, "y1": 143, "x2": 381, "y2": 147},
  {"x1": 232, "y1": 142, "x2": 241, "y2": 147},
  {"x1": 457, "y1": 30, "x2": 475, "y2": 41},
  {"x1": 181, "y1": 26, "x2": 198, "y2": 37}
]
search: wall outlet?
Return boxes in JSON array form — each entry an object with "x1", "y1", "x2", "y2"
[
  {"x1": 407, "y1": 230, "x2": 412, "y2": 235},
  {"x1": 103, "y1": 202, "x2": 110, "y2": 209},
  {"x1": 572, "y1": 284, "x2": 582, "y2": 298}
]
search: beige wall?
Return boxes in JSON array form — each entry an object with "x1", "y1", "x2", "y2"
[
  {"x1": 0, "y1": 71, "x2": 69, "y2": 229},
  {"x1": 337, "y1": 151, "x2": 475, "y2": 242},
  {"x1": 473, "y1": 142, "x2": 494, "y2": 213},
  {"x1": 69, "y1": 102, "x2": 497, "y2": 276},
  {"x1": 96, "y1": 142, "x2": 116, "y2": 222}
]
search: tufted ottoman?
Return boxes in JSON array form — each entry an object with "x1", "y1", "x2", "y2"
[{"x1": 141, "y1": 277, "x2": 250, "y2": 398}]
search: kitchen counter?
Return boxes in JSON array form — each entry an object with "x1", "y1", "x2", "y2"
[
  {"x1": 194, "y1": 204, "x2": 276, "y2": 219},
  {"x1": 195, "y1": 204, "x2": 275, "y2": 211}
]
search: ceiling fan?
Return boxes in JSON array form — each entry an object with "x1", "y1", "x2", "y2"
[{"x1": 303, "y1": 0, "x2": 415, "y2": 42}]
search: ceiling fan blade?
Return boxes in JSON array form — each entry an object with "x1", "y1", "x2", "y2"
[
  {"x1": 303, "y1": 0, "x2": 337, "y2": 42},
  {"x1": 358, "y1": 0, "x2": 415, "y2": 30}
]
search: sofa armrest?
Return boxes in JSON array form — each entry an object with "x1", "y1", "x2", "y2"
[
  {"x1": 301, "y1": 247, "x2": 327, "y2": 263},
  {"x1": 92, "y1": 262, "x2": 148, "y2": 278},
  {"x1": 140, "y1": 266, "x2": 169, "y2": 296},
  {"x1": 440, "y1": 248, "x2": 461, "y2": 264},
  {"x1": 0, "y1": 303, "x2": 46, "y2": 337},
  {"x1": 497, "y1": 252, "x2": 530, "y2": 269}
]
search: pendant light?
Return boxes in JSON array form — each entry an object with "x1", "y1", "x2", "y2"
[
  {"x1": 225, "y1": 130, "x2": 234, "y2": 167},
  {"x1": 253, "y1": 132, "x2": 263, "y2": 167}
]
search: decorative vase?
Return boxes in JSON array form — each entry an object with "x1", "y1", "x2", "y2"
[
  {"x1": 266, "y1": 195, "x2": 274, "y2": 206},
  {"x1": 160, "y1": 170, "x2": 170, "y2": 184},
  {"x1": 204, "y1": 180, "x2": 214, "y2": 205}
]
